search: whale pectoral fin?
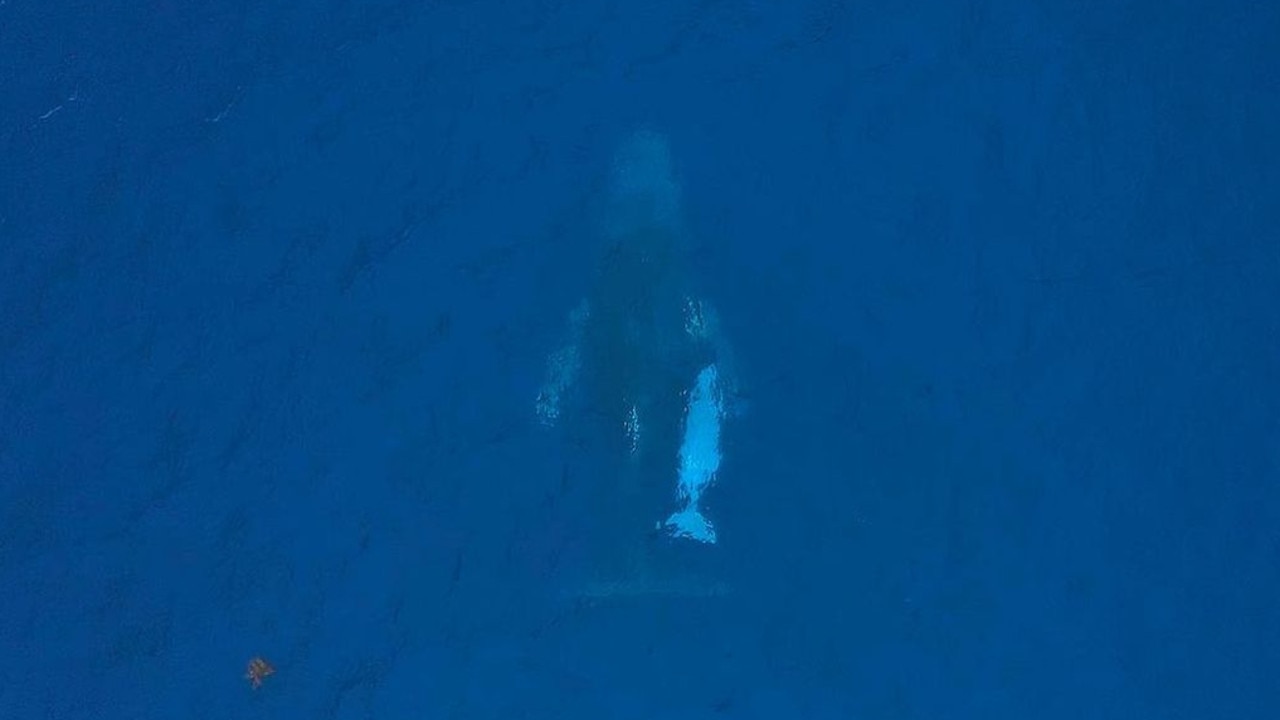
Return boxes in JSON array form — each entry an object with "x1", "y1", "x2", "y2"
[
  {"x1": 691, "y1": 300, "x2": 748, "y2": 418},
  {"x1": 664, "y1": 508, "x2": 717, "y2": 544},
  {"x1": 535, "y1": 342, "x2": 578, "y2": 426},
  {"x1": 536, "y1": 299, "x2": 591, "y2": 427},
  {"x1": 660, "y1": 363, "x2": 724, "y2": 545}
]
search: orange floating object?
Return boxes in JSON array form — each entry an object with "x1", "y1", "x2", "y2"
[{"x1": 245, "y1": 657, "x2": 275, "y2": 689}]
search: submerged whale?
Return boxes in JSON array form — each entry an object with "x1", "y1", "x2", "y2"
[{"x1": 536, "y1": 131, "x2": 742, "y2": 598}]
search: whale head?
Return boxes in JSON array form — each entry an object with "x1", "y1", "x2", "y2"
[{"x1": 602, "y1": 130, "x2": 683, "y2": 241}]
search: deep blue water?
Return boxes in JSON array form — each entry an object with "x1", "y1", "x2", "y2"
[{"x1": 2, "y1": 1, "x2": 1278, "y2": 718}]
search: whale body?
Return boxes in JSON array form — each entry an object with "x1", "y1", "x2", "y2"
[{"x1": 536, "y1": 130, "x2": 741, "y2": 597}]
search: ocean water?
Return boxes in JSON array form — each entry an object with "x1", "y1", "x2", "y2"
[{"x1": 2, "y1": 1, "x2": 1278, "y2": 718}]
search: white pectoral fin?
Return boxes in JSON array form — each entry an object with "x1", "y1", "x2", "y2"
[
  {"x1": 536, "y1": 299, "x2": 591, "y2": 427},
  {"x1": 664, "y1": 508, "x2": 717, "y2": 544},
  {"x1": 686, "y1": 299, "x2": 748, "y2": 418},
  {"x1": 663, "y1": 363, "x2": 724, "y2": 544}
]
